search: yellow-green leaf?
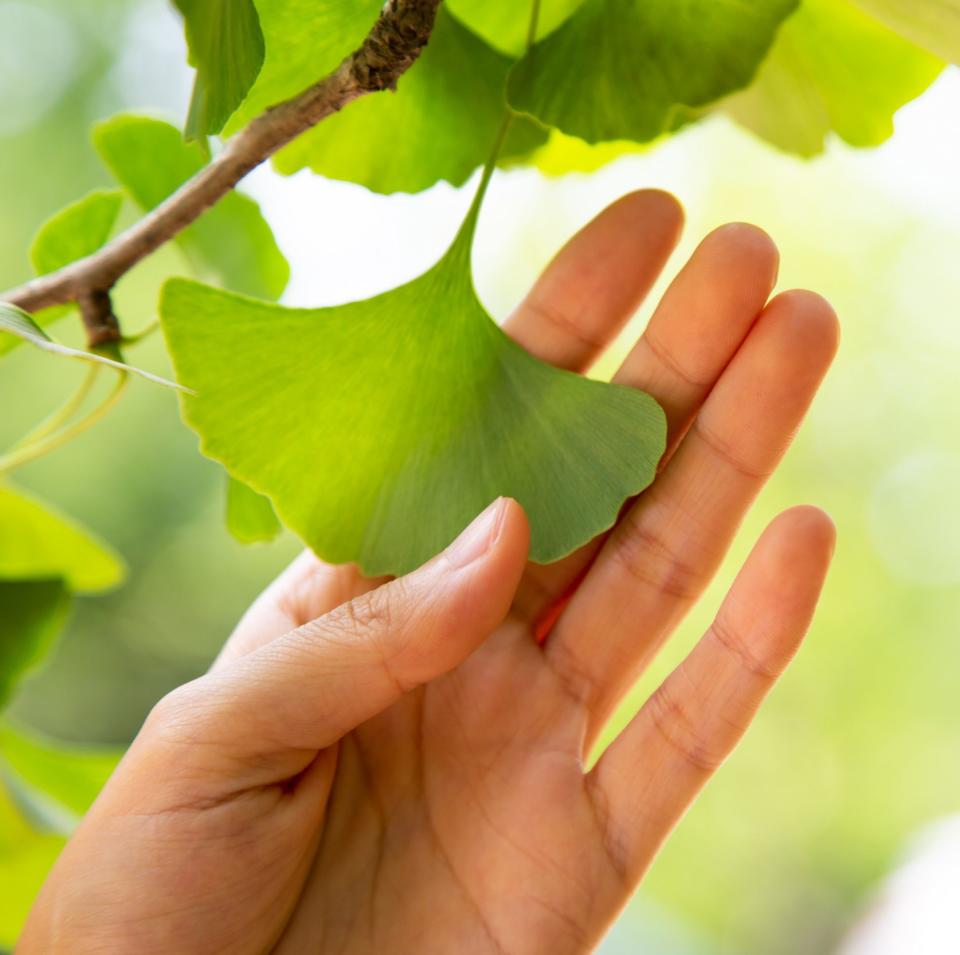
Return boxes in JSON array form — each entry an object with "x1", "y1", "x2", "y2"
[
  {"x1": 725, "y1": 0, "x2": 944, "y2": 156},
  {"x1": 173, "y1": 0, "x2": 265, "y2": 138},
  {"x1": 851, "y1": 0, "x2": 960, "y2": 63},
  {"x1": 508, "y1": 0, "x2": 799, "y2": 144},
  {"x1": 0, "y1": 484, "x2": 124, "y2": 593},
  {"x1": 273, "y1": 9, "x2": 547, "y2": 194},
  {"x1": 228, "y1": 0, "x2": 383, "y2": 130},
  {"x1": 160, "y1": 214, "x2": 665, "y2": 576},
  {"x1": 446, "y1": 0, "x2": 586, "y2": 56}
]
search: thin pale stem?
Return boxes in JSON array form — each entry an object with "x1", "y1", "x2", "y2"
[
  {"x1": 12, "y1": 365, "x2": 101, "y2": 450},
  {"x1": 450, "y1": 0, "x2": 546, "y2": 252},
  {"x1": 0, "y1": 371, "x2": 129, "y2": 475}
]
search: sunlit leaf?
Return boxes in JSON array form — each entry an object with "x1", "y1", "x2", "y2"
[
  {"x1": 514, "y1": 129, "x2": 650, "y2": 176},
  {"x1": 173, "y1": 0, "x2": 265, "y2": 138},
  {"x1": 446, "y1": 0, "x2": 586, "y2": 56},
  {"x1": 851, "y1": 0, "x2": 960, "y2": 63},
  {"x1": 0, "y1": 484, "x2": 124, "y2": 593},
  {"x1": 725, "y1": 0, "x2": 944, "y2": 156},
  {"x1": 160, "y1": 214, "x2": 666, "y2": 576},
  {"x1": 29, "y1": 189, "x2": 123, "y2": 279},
  {"x1": 93, "y1": 114, "x2": 288, "y2": 300},
  {"x1": 0, "y1": 303, "x2": 186, "y2": 391},
  {"x1": 226, "y1": 475, "x2": 281, "y2": 544},
  {"x1": 0, "y1": 580, "x2": 69, "y2": 709},
  {"x1": 508, "y1": 0, "x2": 798, "y2": 144},
  {"x1": 228, "y1": 0, "x2": 383, "y2": 130},
  {"x1": 273, "y1": 10, "x2": 547, "y2": 194}
]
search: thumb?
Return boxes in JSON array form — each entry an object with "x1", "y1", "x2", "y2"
[{"x1": 148, "y1": 498, "x2": 528, "y2": 773}]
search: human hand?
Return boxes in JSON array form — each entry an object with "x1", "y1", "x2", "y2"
[{"x1": 21, "y1": 191, "x2": 839, "y2": 954}]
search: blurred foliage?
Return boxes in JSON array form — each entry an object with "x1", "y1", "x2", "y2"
[{"x1": 1, "y1": 0, "x2": 959, "y2": 952}]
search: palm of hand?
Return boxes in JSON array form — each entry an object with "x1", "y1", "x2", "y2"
[{"x1": 277, "y1": 599, "x2": 617, "y2": 954}]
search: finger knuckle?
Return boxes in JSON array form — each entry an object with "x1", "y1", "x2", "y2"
[
  {"x1": 647, "y1": 682, "x2": 724, "y2": 772},
  {"x1": 610, "y1": 505, "x2": 705, "y2": 602}
]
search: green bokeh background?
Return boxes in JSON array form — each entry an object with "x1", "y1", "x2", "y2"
[{"x1": 2, "y1": 1, "x2": 959, "y2": 952}]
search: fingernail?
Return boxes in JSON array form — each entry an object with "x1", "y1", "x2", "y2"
[{"x1": 444, "y1": 498, "x2": 508, "y2": 569}]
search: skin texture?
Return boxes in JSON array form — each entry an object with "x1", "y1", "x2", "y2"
[{"x1": 20, "y1": 191, "x2": 840, "y2": 955}]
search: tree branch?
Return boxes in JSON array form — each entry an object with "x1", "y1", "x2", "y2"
[{"x1": 1, "y1": 0, "x2": 442, "y2": 326}]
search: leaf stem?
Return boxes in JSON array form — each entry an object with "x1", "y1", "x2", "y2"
[
  {"x1": 450, "y1": 0, "x2": 545, "y2": 252},
  {"x1": 0, "y1": 371, "x2": 129, "y2": 475}
]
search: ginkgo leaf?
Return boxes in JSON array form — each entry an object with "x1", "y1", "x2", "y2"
[
  {"x1": 0, "y1": 580, "x2": 69, "y2": 709},
  {"x1": 226, "y1": 475, "x2": 281, "y2": 544},
  {"x1": 446, "y1": 0, "x2": 586, "y2": 56},
  {"x1": 0, "y1": 303, "x2": 186, "y2": 391},
  {"x1": 227, "y1": 0, "x2": 382, "y2": 131},
  {"x1": 93, "y1": 114, "x2": 288, "y2": 300},
  {"x1": 850, "y1": 0, "x2": 960, "y2": 63},
  {"x1": 724, "y1": 0, "x2": 944, "y2": 156},
  {"x1": 0, "y1": 484, "x2": 124, "y2": 593},
  {"x1": 508, "y1": 0, "x2": 799, "y2": 144},
  {"x1": 173, "y1": 0, "x2": 265, "y2": 139},
  {"x1": 272, "y1": 9, "x2": 547, "y2": 194},
  {"x1": 161, "y1": 207, "x2": 666, "y2": 577},
  {"x1": 29, "y1": 189, "x2": 123, "y2": 279}
]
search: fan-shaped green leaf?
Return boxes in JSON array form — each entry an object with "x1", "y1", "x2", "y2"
[
  {"x1": 160, "y1": 218, "x2": 666, "y2": 577},
  {"x1": 93, "y1": 114, "x2": 288, "y2": 300},
  {"x1": 725, "y1": 0, "x2": 944, "y2": 156},
  {"x1": 227, "y1": 0, "x2": 382, "y2": 132},
  {"x1": 0, "y1": 485, "x2": 124, "y2": 593},
  {"x1": 226, "y1": 475, "x2": 281, "y2": 544},
  {"x1": 272, "y1": 9, "x2": 547, "y2": 194},
  {"x1": 446, "y1": 0, "x2": 586, "y2": 56},
  {"x1": 508, "y1": 0, "x2": 798, "y2": 144},
  {"x1": 851, "y1": 0, "x2": 960, "y2": 63},
  {"x1": 173, "y1": 0, "x2": 265, "y2": 138},
  {"x1": 0, "y1": 580, "x2": 69, "y2": 709}
]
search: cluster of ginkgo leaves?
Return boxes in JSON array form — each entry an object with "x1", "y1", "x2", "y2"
[{"x1": 1, "y1": 0, "x2": 959, "y2": 941}]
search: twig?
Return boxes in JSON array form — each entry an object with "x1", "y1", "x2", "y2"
[{"x1": 0, "y1": 0, "x2": 442, "y2": 326}]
